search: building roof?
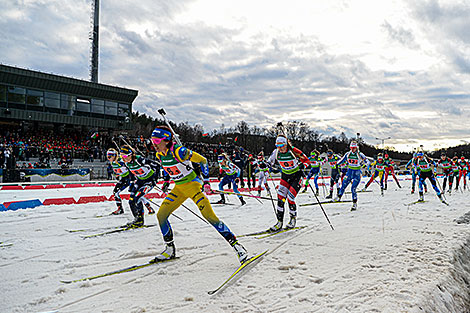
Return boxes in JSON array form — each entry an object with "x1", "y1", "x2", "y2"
[{"x1": 0, "y1": 64, "x2": 138, "y2": 103}]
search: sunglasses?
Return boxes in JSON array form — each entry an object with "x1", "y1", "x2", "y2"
[
  {"x1": 275, "y1": 143, "x2": 286, "y2": 148},
  {"x1": 106, "y1": 154, "x2": 116, "y2": 159},
  {"x1": 151, "y1": 137, "x2": 165, "y2": 145},
  {"x1": 120, "y1": 153, "x2": 132, "y2": 159}
]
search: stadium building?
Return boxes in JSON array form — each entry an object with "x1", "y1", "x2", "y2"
[{"x1": 0, "y1": 64, "x2": 137, "y2": 132}]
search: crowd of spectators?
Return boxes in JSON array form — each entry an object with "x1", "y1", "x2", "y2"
[{"x1": 0, "y1": 128, "x2": 112, "y2": 169}]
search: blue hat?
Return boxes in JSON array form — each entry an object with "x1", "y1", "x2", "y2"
[{"x1": 151, "y1": 128, "x2": 172, "y2": 140}]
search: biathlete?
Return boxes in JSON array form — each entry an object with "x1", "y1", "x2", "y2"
[
  {"x1": 437, "y1": 153, "x2": 453, "y2": 194},
  {"x1": 362, "y1": 153, "x2": 388, "y2": 195},
  {"x1": 451, "y1": 156, "x2": 460, "y2": 192},
  {"x1": 456, "y1": 156, "x2": 469, "y2": 190},
  {"x1": 107, "y1": 148, "x2": 155, "y2": 215},
  {"x1": 120, "y1": 146, "x2": 160, "y2": 227},
  {"x1": 325, "y1": 149, "x2": 341, "y2": 199},
  {"x1": 150, "y1": 126, "x2": 248, "y2": 263},
  {"x1": 383, "y1": 153, "x2": 401, "y2": 189},
  {"x1": 406, "y1": 153, "x2": 427, "y2": 194},
  {"x1": 334, "y1": 141, "x2": 370, "y2": 211},
  {"x1": 255, "y1": 153, "x2": 271, "y2": 197},
  {"x1": 413, "y1": 152, "x2": 445, "y2": 203},
  {"x1": 215, "y1": 154, "x2": 246, "y2": 206},
  {"x1": 267, "y1": 135, "x2": 310, "y2": 230},
  {"x1": 302, "y1": 149, "x2": 323, "y2": 195}
]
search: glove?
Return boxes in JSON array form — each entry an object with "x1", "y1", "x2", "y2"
[
  {"x1": 235, "y1": 177, "x2": 240, "y2": 184},
  {"x1": 162, "y1": 181, "x2": 170, "y2": 194},
  {"x1": 203, "y1": 178, "x2": 212, "y2": 194},
  {"x1": 200, "y1": 162, "x2": 209, "y2": 177},
  {"x1": 299, "y1": 163, "x2": 305, "y2": 170}
]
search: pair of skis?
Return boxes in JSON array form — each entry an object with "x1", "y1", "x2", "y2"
[
  {"x1": 239, "y1": 226, "x2": 307, "y2": 239},
  {"x1": 60, "y1": 249, "x2": 269, "y2": 295}
]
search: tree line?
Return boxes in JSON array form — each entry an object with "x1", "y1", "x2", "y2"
[{"x1": 130, "y1": 111, "x2": 418, "y2": 161}]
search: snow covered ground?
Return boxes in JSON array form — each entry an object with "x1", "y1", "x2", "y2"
[{"x1": 1, "y1": 176, "x2": 470, "y2": 313}]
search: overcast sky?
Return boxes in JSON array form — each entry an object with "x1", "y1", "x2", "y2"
[{"x1": 1, "y1": 0, "x2": 469, "y2": 152}]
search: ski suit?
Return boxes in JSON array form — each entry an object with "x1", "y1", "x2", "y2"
[
  {"x1": 156, "y1": 144, "x2": 238, "y2": 246},
  {"x1": 268, "y1": 147, "x2": 309, "y2": 222},
  {"x1": 337, "y1": 151, "x2": 369, "y2": 202}
]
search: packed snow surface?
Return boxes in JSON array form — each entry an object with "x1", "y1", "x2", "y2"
[{"x1": 1, "y1": 176, "x2": 470, "y2": 312}]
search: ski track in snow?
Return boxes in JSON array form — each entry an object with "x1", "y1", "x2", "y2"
[{"x1": 0, "y1": 177, "x2": 469, "y2": 312}]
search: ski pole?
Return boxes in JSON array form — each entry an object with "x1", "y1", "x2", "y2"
[
  {"x1": 213, "y1": 189, "x2": 271, "y2": 201},
  {"x1": 154, "y1": 185, "x2": 209, "y2": 225},
  {"x1": 146, "y1": 198, "x2": 184, "y2": 221},
  {"x1": 304, "y1": 172, "x2": 334, "y2": 230},
  {"x1": 158, "y1": 108, "x2": 183, "y2": 146}
]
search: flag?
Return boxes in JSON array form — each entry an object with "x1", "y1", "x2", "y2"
[
  {"x1": 91, "y1": 132, "x2": 99, "y2": 139},
  {"x1": 202, "y1": 132, "x2": 209, "y2": 137},
  {"x1": 234, "y1": 136, "x2": 238, "y2": 142}
]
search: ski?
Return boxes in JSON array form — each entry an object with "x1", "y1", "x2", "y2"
[
  {"x1": 210, "y1": 202, "x2": 236, "y2": 206},
  {"x1": 0, "y1": 243, "x2": 13, "y2": 248},
  {"x1": 300, "y1": 200, "x2": 353, "y2": 207},
  {"x1": 60, "y1": 257, "x2": 179, "y2": 284},
  {"x1": 81, "y1": 224, "x2": 156, "y2": 239},
  {"x1": 440, "y1": 200, "x2": 450, "y2": 206},
  {"x1": 67, "y1": 214, "x2": 113, "y2": 220},
  {"x1": 346, "y1": 190, "x2": 372, "y2": 194},
  {"x1": 255, "y1": 226, "x2": 308, "y2": 239},
  {"x1": 208, "y1": 250, "x2": 268, "y2": 295},
  {"x1": 404, "y1": 200, "x2": 427, "y2": 206},
  {"x1": 239, "y1": 226, "x2": 306, "y2": 238}
]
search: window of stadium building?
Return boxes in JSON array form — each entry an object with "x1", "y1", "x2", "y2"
[
  {"x1": 7, "y1": 86, "x2": 26, "y2": 108},
  {"x1": 105, "y1": 101, "x2": 118, "y2": 117},
  {"x1": 75, "y1": 98, "x2": 91, "y2": 115},
  {"x1": 26, "y1": 89, "x2": 44, "y2": 111},
  {"x1": 0, "y1": 85, "x2": 6, "y2": 107},
  {"x1": 44, "y1": 92, "x2": 61, "y2": 113},
  {"x1": 60, "y1": 94, "x2": 76, "y2": 115}
]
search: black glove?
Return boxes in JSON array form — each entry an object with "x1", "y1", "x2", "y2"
[{"x1": 162, "y1": 181, "x2": 170, "y2": 194}]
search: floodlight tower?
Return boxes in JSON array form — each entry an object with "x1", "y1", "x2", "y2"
[{"x1": 90, "y1": 0, "x2": 100, "y2": 83}]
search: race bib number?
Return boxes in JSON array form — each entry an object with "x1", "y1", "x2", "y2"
[
  {"x1": 164, "y1": 166, "x2": 181, "y2": 176},
  {"x1": 280, "y1": 160, "x2": 295, "y2": 168},
  {"x1": 131, "y1": 168, "x2": 145, "y2": 176},
  {"x1": 348, "y1": 159, "x2": 358, "y2": 165}
]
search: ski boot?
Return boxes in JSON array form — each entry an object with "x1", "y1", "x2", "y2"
[
  {"x1": 411, "y1": 188, "x2": 415, "y2": 194},
  {"x1": 325, "y1": 191, "x2": 333, "y2": 199},
  {"x1": 240, "y1": 197, "x2": 246, "y2": 206},
  {"x1": 286, "y1": 215, "x2": 296, "y2": 229},
  {"x1": 152, "y1": 241, "x2": 176, "y2": 262},
  {"x1": 269, "y1": 220, "x2": 283, "y2": 232},
  {"x1": 124, "y1": 214, "x2": 144, "y2": 228},
  {"x1": 315, "y1": 188, "x2": 319, "y2": 196},
  {"x1": 232, "y1": 241, "x2": 248, "y2": 264},
  {"x1": 145, "y1": 203, "x2": 155, "y2": 215},
  {"x1": 257, "y1": 190, "x2": 261, "y2": 197},
  {"x1": 380, "y1": 188, "x2": 384, "y2": 196},
  {"x1": 301, "y1": 186, "x2": 308, "y2": 193},
  {"x1": 424, "y1": 186, "x2": 428, "y2": 193},
  {"x1": 384, "y1": 183, "x2": 387, "y2": 190},
  {"x1": 419, "y1": 192, "x2": 424, "y2": 202},
  {"x1": 111, "y1": 204, "x2": 124, "y2": 215},
  {"x1": 333, "y1": 195, "x2": 342, "y2": 202},
  {"x1": 351, "y1": 202, "x2": 357, "y2": 211},
  {"x1": 215, "y1": 194, "x2": 226, "y2": 204}
]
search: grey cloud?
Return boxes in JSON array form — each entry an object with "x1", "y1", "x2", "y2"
[{"x1": 381, "y1": 20, "x2": 420, "y2": 49}]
